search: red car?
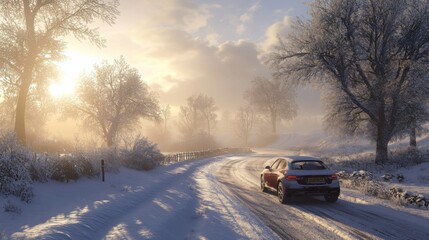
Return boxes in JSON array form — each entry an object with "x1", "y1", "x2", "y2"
[{"x1": 260, "y1": 156, "x2": 340, "y2": 203}]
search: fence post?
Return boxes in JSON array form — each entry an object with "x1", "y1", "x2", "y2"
[{"x1": 101, "y1": 159, "x2": 105, "y2": 182}]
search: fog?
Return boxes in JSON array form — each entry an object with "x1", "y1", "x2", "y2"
[{"x1": 41, "y1": 85, "x2": 323, "y2": 152}]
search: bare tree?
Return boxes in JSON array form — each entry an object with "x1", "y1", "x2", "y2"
[
  {"x1": 178, "y1": 94, "x2": 218, "y2": 137},
  {"x1": 245, "y1": 77, "x2": 297, "y2": 134},
  {"x1": 0, "y1": 0, "x2": 119, "y2": 145},
  {"x1": 0, "y1": 65, "x2": 56, "y2": 141},
  {"x1": 271, "y1": 0, "x2": 429, "y2": 163},
  {"x1": 178, "y1": 100, "x2": 200, "y2": 139},
  {"x1": 177, "y1": 93, "x2": 218, "y2": 150},
  {"x1": 160, "y1": 104, "x2": 171, "y2": 134},
  {"x1": 67, "y1": 57, "x2": 159, "y2": 147},
  {"x1": 196, "y1": 94, "x2": 218, "y2": 136},
  {"x1": 234, "y1": 106, "x2": 255, "y2": 146}
]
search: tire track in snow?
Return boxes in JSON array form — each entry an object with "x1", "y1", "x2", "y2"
[
  {"x1": 195, "y1": 157, "x2": 281, "y2": 240},
  {"x1": 215, "y1": 156, "x2": 357, "y2": 239},
  {"x1": 214, "y1": 154, "x2": 429, "y2": 240},
  {"x1": 215, "y1": 155, "x2": 375, "y2": 239}
]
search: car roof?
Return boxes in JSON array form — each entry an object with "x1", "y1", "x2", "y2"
[{"x1": 279, "y1": 156, "x2": 321, "y2": 162}]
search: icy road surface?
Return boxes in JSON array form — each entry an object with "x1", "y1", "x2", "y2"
[
  {"x1": 7, "y1": 152, "x2": 429, "y2": 239},
  {"x1": 214, "y1": 153, "x2": 429, "y2": 239}
]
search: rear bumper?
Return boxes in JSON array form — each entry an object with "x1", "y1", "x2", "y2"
[
  {"x1": 286, "y1": 186, "x2": 340, "y2": 196},
  {"x1": 282, "y1": 179, "x2": 340, "y2": 197}
]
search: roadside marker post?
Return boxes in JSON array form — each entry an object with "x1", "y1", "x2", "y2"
[{"x1": 101, "y1": 159, "x2": 105, "y2": 182}]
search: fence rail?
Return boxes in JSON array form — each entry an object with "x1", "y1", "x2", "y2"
[{"x1": 161, "y1": 148, "x2": 252, "y2": 165}]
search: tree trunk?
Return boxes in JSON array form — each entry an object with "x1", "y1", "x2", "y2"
[
  {"x1": 14, "y1": 78, "x2": 32, "y2": 145},
  {"x1": 106, "y1": 135, "x2": 114, "y2": 147},
  {"x1": 207, "y1": 119, "x2": 211, "y2": 137},
  {"x1": 375, "y1": 104, "x2": 389, "y2": 164},
  {"x1": 375, "y1": 136, "x2": 388, "y2": 165},
  {"x1": 105, "y1": 125, "x2": 117, "y2": 147},
  {"x1": 271, "y1": 112, "x2": 277, "y2": 134},
  {"x1": 15, "y1": 1, "x2": 37, "y2": 145},
  {"x1": 410, "y1": 127, "x2": 417, "y2": 148}
]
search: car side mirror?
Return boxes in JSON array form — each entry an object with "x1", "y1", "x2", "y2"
[{"x1": 265, "y1": 166, "x2": 270, "y2": 170}]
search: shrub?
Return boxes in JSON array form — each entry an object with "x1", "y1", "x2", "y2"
[
  {"x1": 69, "y1": 151, "x2": 97, "y2": 177},
  {"x1": 0, "y1": 131, "x2": 33, "y2": 202},
  {"x1": 48, "y1": 147, "x2": 122, "y2": 182},
  {"x1": 123, "y1": 137, "x2": 164, "y2": 170},
  {"x1": 28, "y1": 154, "x2": 54, "y2": 182},
  {"x1": 50, "y1": 155, "x2": 79, "y2": 182},
  {"x1": 92, "y1": 148, "x2": 120, "y2": 173}
]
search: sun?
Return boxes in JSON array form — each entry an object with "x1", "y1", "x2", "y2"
[{"x1": 49, "y1": 52, "x2": 97, "y2": 98}]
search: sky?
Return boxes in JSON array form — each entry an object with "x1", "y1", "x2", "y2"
[{"x1": 55, "y1": 0, "x2": 322, "y2": 134}]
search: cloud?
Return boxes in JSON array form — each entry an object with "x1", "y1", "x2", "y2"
[
  {"x1": 117, "y1": 0, "x2": 214, "y2": 32},
  {"x1": 144, "y1": 33, "x2": 270, "y2": 110},
  {"x1": 91, "y1": 13, "x2": 268, "y2": 111},
  {"x1": 206, "y1": 33, "x2": 220, "y2": 45},
  {"x1": 160, "y1": 41, "x2": 263, "y2": 106},
  {"x1": 237, "y1": 2, "x2": 260, "y2": 34},
  {"x1": 261, "y1": 16, "x2": 292, "y2": 52}
]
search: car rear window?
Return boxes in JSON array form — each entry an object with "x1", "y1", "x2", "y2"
[{"x1": 290, "y1": 161, "x2": 326, "y2": 170}]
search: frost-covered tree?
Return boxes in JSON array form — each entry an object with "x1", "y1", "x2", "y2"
[
  {"x1": 234, "y1": 106, "x2": 255, "y2": 146},
  {"x1": 177, "y1": 94, "x2": 218, "y2": 150},
  {"x1": 271, "y1": 0, "x2": 429, "y2": 163},
  {"x1": 196, "y1": 94, "x2": 218, "y2": 136},
  {"x1": 178, "y1": 94, "x2": 218, "y2": 137},
  {"x1": 178, "y1": 99, "x2": 200, "y2": 139},
  {"x1": 0, "y1": 85, "x2": 53, "y2": 133},
  {"x1": 160, "y1": 104, "x2": 171, "y2": 134},
  {"x1": 244, "y1": 77, "x2": 297, "y2": 134},
  {"x1": 0, "y1": 0, "x2": 119, "y2": 145},
  {"x1": 67, "y1": 57, "x2": 160, "y2": 147},
  {"x1": 393, "y1": 67, "x2": 429, "y2": 147}
]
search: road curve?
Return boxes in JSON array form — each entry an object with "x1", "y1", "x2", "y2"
[{"x1": 214, "y1": 153, "x2": 429, "y2": 240}]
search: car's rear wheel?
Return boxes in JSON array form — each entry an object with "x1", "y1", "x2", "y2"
[
  {"x1": 260, "y1": 176, "x2": 267, "y2": 192},
  {"x1": 277, "y1": 182, "x2": 289, "y2": 204},
  {"x1": 324, "y1": 194, "x2": 339, "y2": 203}
]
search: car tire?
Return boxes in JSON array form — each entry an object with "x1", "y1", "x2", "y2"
[
  {"x1": 324, "y1": 194, "x2": 339, "y2": 203},
  {"x1": 277, "y1": 182, "x2": 289, "y2": 204},
  {"x1": 260, "y1": 176, "x2": 267, "y2": 192}
]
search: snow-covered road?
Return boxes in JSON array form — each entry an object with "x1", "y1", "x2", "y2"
[
  {"x1": 6, "y1": 152, "x2": 429, "y2": 239},
  {"x1": 214, "y1": 153, "x2": 429, "y2": 239}
]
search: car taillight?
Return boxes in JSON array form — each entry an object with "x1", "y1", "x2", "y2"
[
  {"x1": 286, "y1": 175, "x2": 301, "y2": 181},
  {"x1": 329, "y1": 174, "x2": 338, "y2": 180}
]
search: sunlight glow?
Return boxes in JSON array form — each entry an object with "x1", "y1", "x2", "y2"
[{"x1": 50, "y1": 52, "x2": 97, "y2": 98}]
